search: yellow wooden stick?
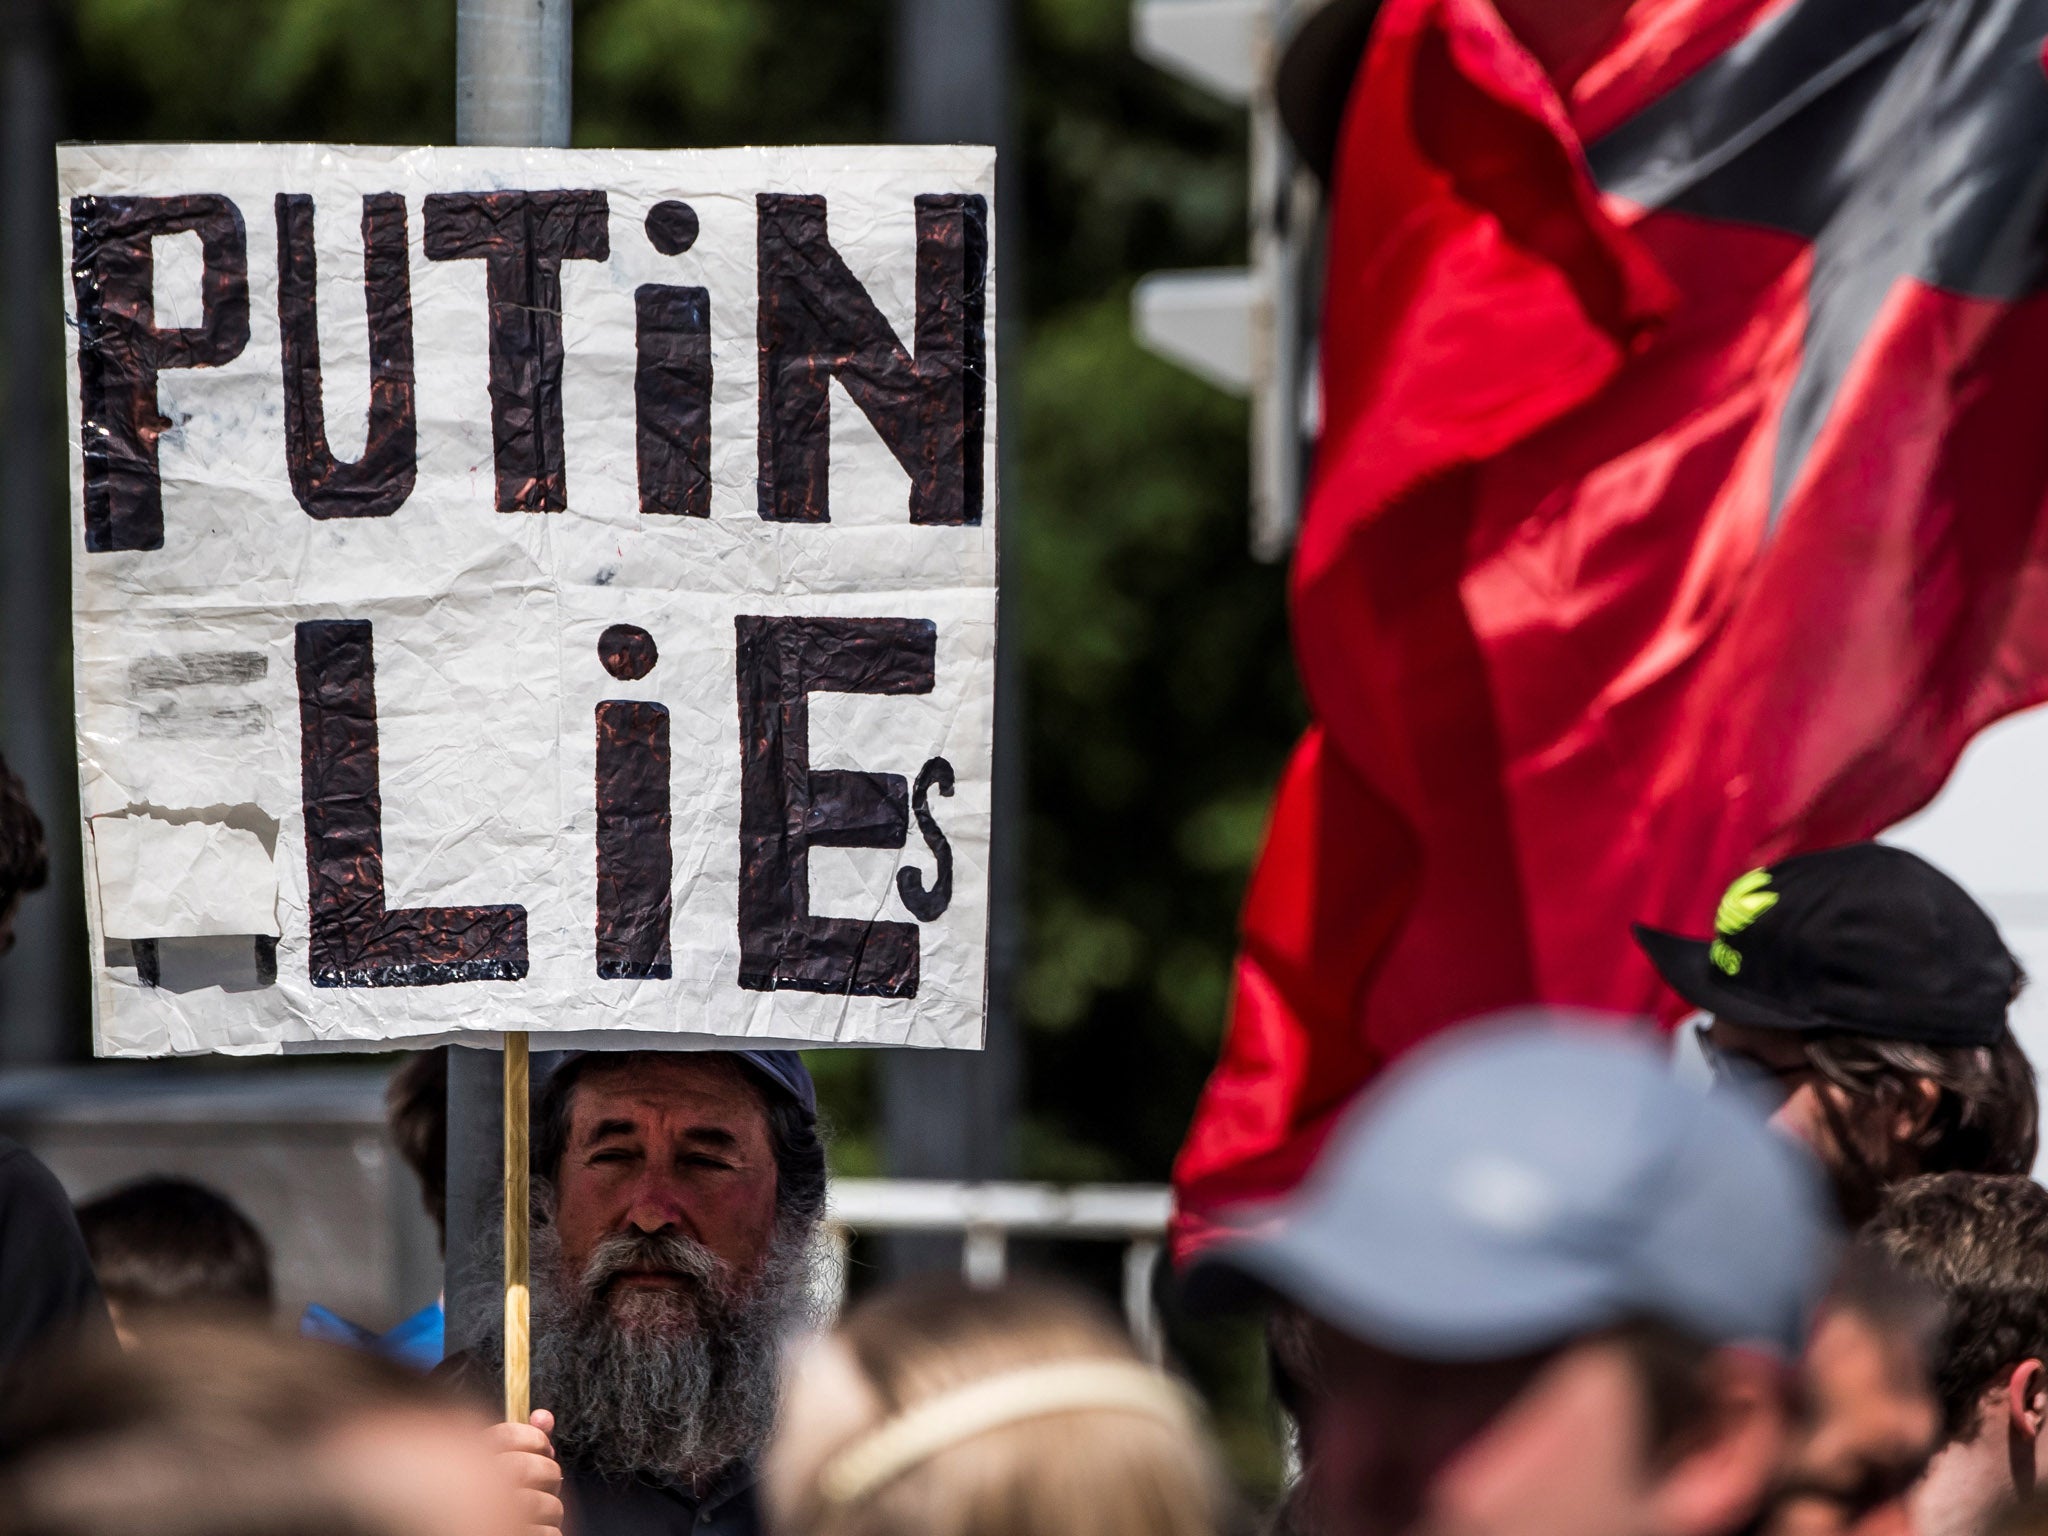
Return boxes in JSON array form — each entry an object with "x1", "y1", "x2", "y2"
[{"x1": 503, "y1": 1030, "x2": 531, "y2": 1425}]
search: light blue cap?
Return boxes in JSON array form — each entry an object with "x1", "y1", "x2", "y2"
[{"x1": 1189, "y1": 1011, "x2": 1837, "y2": 1361}]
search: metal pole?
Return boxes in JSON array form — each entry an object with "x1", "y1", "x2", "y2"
[
  {"x1": 1247, "y1": 0, "x2": 1311, "y2": 564},
  {"x1": 457, "y1": 0, "x2": 573, "y2": 149},
  {"x1": 443, "y1": 0, "x2": 572, "y2": 1365},
  {"x1": 881, "y1": 0, "x2": 1021, "y2": 1276},
  {"x1": 0, "y1": 0, "x2": 80, "y2": 1065}
]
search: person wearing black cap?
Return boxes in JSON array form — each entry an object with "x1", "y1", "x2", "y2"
[
  {"x1": 457, "y1": 1048, "x2": 825, "y2": 1536},
  {"x1": 1635, "y1": 843, "x2": 2038, "y2": 1225}
]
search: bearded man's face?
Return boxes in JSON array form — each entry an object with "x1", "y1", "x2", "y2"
[
  {"x1": 553, "y1": 1054, "x2": 783, "y2": 1314},
  {"x1": 519, "y1": 1055, "x2": 814, "y2": 1488}
]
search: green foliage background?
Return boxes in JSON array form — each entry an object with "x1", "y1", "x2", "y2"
[{"x1": 57, "y1": 0, "x2": 1302, "y2": 1481}]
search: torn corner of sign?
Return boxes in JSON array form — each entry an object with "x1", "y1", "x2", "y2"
[{"x1": 90, "y1": 811, "x2": 281, "y2": 940}]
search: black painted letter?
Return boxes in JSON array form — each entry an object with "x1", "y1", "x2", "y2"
[
  {"x1": 756, "y1": 193, "x2": 987, "y2": 525},
  {"x1": 596, "y1": 701, "x2": 673, "y2": 978},
  {"x1": 296, "y1": 619, "x2": 529, "y2": 986},
  {"x1": 422, "y1": 191, "x2": 610, "y2": 511},
  {"x1": 71, "y1": 194, "x2": 250, "y2": 552},
  {"x1": 596, "y1": 623, "x2": 672, "y2": 979},
  {"x1": 635, "y1": 285, "x2": 711, "y2": 517},
  {"x1": 735, "y1": 616, "x2": 935, "y2": 996},
  {"x1": 896, "y1": 755, "x2": 954, "y2": 921},
  {"x1": 277, "y1": 193, "x2": 417, "y2": 519}
]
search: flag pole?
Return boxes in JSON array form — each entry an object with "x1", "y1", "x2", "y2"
[{"x1": 502, "y1": 1029, "x2": 530, "y2": 1424}]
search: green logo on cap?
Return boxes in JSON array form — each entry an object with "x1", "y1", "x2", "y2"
[{"x1": 1709, "y1": 869, "x2": 1778, "y2": 976}]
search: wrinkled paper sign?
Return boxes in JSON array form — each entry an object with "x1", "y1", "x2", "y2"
[{"x1": 60, "y1": 143, "x2": 996, "y2": 1057}]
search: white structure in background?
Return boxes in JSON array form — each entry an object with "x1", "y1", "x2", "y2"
[
  {"x1": 1885, "y1": 703, "x2": 2048, "y2": 1174},
  {"x1": 1132, "y1": 0, "x2": 1315, "y2": 562},
  {"x1": 0, "y1": 1068, "x2": 441, "y2": 1329},
  {"x1": 822, "y1": 1179, "x2": 1173, "y2": 1361}
]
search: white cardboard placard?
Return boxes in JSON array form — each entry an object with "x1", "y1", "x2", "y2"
[{"x1": 60, "y1": 143, "x2": 996, "y2": 1057}]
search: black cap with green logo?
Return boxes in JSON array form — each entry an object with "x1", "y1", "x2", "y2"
[{"x1": 1633, "y1": 843, "x2": 2018, "y2": 1048}]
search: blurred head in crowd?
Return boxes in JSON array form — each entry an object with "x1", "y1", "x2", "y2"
[
  {"x1": 0, "y1": 1325, "x2": 524, "y2": 1536},
  {"x1": 76, "y1": 1176, "x2": 273, "y2": 1346},
  {"x1": 1765, "y1": 1243, "x2": 1941, "y2": 1536},
  {"x1": 493, "y1": 1048, "x2": 823, "y2": 1488},
  {"x1": 766, "y1": 1276, "x2": 1227, "y2": 1536},
  {"x1": 1985, "y1": 1486, "x2": 2048, "y2": 1536},
  {"x1": 385, "y1": 1048, "x2": 448, "y2": 1251},
  {"x1": 1190, "y1": 1015, "x2": 1837, "y2": 1536},
  {"x1": 1636, "y1": 845, "x2": 2036, "y2": 1223},
  {"x1": 0, "y1": 754, "x2": 48, "y2": 959},
  {"x1": 1863, "y1": 1174, "x2": 2048, "y2": 1536}
]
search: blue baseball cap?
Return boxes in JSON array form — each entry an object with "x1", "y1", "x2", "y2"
[
  {"x1": 545, "y1": 1048, "x2": 816, "y2": 1122},
  {"x1": 735, "y1": 1049, "x2": 818, "y2": 1120},
  {"x1": 1187, "y1": 1012, "x2": 1836, "y2": 1361}
]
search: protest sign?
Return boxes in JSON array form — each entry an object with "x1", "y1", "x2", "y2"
[{"x1": 59, "y1": 143, "x2": 996, "y2": 1058}]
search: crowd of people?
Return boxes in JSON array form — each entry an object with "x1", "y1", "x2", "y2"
[{"x1": 7, "y1": 746, "x2": 2048, "y2": 1536}]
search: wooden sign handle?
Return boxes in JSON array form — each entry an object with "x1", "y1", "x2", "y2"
[{"x1": 503, "y1": 1030, "x2": 531, "y2": 1425}]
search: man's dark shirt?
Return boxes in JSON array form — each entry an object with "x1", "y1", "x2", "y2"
[
  {"x1": 564, "y1": 1460, "x2": 761, "y2": 1536},
  {"x1": 436, "y1": 1347, "x2": 764, "y2": 1536}
]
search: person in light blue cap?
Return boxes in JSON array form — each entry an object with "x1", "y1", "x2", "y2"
[{"x1": 1188, "y1": 1012, "x2": 1839, "y2": 1536}]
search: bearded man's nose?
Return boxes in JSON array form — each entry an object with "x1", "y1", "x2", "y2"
[{"x1": 625, "y1": 1198, "x2": 687, "y2": 1237}]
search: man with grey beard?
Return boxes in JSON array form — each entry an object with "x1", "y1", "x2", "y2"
[{"x1": 457, "y1": 1048, "x2": 826, "y2": 1536}]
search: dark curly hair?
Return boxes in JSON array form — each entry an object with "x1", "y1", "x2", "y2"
[
  {"x1": 1866, "y1": 1172, "x2": 2048, "y2": 1443},
  {"x1": 0, "y1": 754, "x2": 48, "y2": 906}
]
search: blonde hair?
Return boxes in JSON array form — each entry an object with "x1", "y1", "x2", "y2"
[{"x1": 766, "y1": 1279, "x2": 1230, "y2": 1536}]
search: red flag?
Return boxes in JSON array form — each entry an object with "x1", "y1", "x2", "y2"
[{"x1": 1173, "y1": 0, "x2": 2048, "y2": 1253}]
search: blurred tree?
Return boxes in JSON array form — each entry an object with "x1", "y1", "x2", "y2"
[
  {"x1": 63, "y1": 0, "x2": 455, "y2": 140},
  {"x1": 56, "y1": 0, "x2": 1298, "y2": 1478}
]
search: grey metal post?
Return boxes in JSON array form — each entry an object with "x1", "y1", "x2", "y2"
[
  {"x1": 0, "y1": 0, "x2": 82, "y2": 1065},
  {"x1": 443, "y1": 0, "x2": 573, "y2": 1361},
  {"x1": 457, "y1": 0, "x2": 574, "y2": 149},
  {"x1": 881, "y1": 0, "x2": 1021, "y2": 1276}
]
